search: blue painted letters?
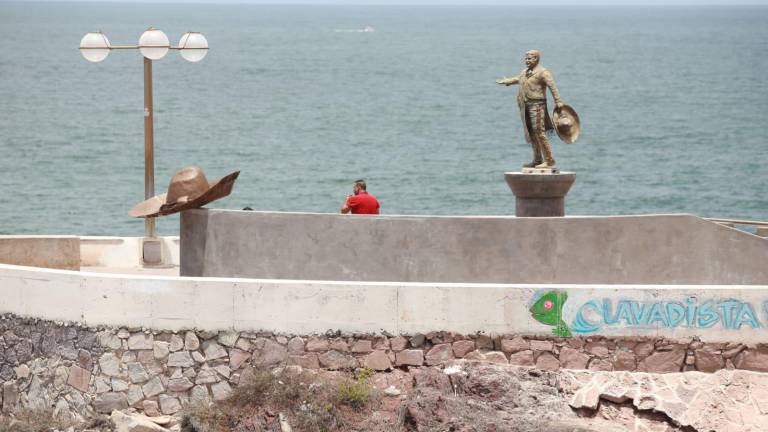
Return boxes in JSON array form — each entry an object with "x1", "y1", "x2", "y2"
[{"x1": 571, "y1": 297, "x2": 763, "y2": 334}]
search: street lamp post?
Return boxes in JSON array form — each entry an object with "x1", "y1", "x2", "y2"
[{"x1": 79, "y1": 28, "x2": 208, "y2": 240}]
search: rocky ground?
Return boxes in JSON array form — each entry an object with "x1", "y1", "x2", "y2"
[
  {"x1": 180, "y1": 361, "x2": 768, "y2": 432},
  {"x1": 2, "y1": 314, "x2": 768, "y2": 431},
  {"x1": 6, "y1": 360, "x2": 767, "y2": 431}
]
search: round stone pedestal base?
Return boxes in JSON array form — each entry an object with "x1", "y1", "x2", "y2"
[{"x1": 504, "y1": 171, "x2": 576, "y2": 217}]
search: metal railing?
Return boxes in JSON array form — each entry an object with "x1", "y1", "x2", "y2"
[{"x1": 705, "y1": 218, "x2": 768, "y2": 237}]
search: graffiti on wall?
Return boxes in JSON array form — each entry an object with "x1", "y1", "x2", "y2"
[
  {"x1": 571, "y1": 298, "x2": 763, "y2": 334},
  {"x1": 529, "y1": 290, "x2": 572, "y2": 337},
  {"x1": 529, "y1": 291, "x2": 765, "y2": 336}
]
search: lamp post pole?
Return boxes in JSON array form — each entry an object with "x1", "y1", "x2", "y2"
[
  {"x1": 143, "y1": 57, "x2": 156, "y2": 238},
  {"x1": 80, "y1": 29, "x2": 208, "y2": 243}
]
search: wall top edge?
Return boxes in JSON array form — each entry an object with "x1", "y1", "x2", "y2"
[
  {"x1": 79, "y1": 236, "x2": 179, "y2": 244},
  {"x1": 1, "y1": 262, "x2": 766, "y2": 290},
  {"x1": 0, "y1": 235, "x2": 80, "y2": 240},
  {"x1": 190, "y1": 208, "x2": 699, "y2": 221},
  {"x1": 0, "y1": 236, "x2": 180, "y2": 241}
]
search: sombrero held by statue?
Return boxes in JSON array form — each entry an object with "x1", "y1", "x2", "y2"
[{"x1": 552, "y1": 104, "x2": 580, "y2": 145}]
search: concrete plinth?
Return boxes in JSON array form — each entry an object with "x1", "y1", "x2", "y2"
[
  {"x1": 504, "y1": 171, "x2": 576, "y2": 217},
  {"x1": 142, "y1": 238, "x2": 162, "y2": 265}
]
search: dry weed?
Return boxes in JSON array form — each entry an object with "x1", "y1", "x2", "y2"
[
  {"x1": 183, "y1": 367, "x2": 376, "y2": 432},
  {"x1": 0, "y1": 408, "x2": 89, "y2": 432},
  {"x1": 335, "y1": 368, "x2": 375, "y2": 408}
]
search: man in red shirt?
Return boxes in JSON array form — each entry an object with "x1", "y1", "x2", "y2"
[{"x1": 341, "y1": 179, "x2": 380, "y2": 215}]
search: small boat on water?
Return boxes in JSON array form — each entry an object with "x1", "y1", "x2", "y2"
[{"x1": 334, "y1": 25, "x2": 375, "y2": 33}]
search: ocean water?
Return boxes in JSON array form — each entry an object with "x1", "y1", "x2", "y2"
[{"x1": 0, "y1": 3, "x2": 766, "y2": 236}]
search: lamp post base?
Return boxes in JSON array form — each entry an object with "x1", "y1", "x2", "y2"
[
  {"x1": 504, "y1": 171, "x2": 576, "y2": 217},
  {"x1": 142, "y1": 237, "x2": 162, "y2": 265}
]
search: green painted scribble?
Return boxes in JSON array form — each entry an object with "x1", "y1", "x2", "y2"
[{"x1": 530, "y1": 291, "x2": 572, "y2": 337}]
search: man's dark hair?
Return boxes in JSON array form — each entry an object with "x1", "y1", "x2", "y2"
[{"x1": 354, "y1": 179, "x2": 367, "y2": 190}]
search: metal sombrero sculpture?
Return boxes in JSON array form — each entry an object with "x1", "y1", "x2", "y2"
[{"x1": 129, "y1": 166, "x2": 240, "y2": 218}]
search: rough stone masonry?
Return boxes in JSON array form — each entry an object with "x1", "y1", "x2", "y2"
[{"x1": 0, "y1": 313, "x2": 767, "y2": 422}]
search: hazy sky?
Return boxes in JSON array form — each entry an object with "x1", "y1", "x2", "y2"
[{"x1": 11, "y1": 0, "x2": 768, "y2": 4}]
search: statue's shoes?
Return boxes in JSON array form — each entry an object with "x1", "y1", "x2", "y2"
[
  {"x1": 523, "y1": 161, "x2": 543, "y2": 168},
  {"x1": 535, "y1": 161, "x2": 555, "y2": 169}
]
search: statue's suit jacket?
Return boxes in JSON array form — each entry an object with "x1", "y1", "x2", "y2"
[{"x1": 499, "y1": 65, "x2": 562, "y2": 144}]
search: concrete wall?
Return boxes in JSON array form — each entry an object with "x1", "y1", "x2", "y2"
[
  {"x1": 2, "y1": 262, "x2": 768, "y2": 343},
  {"x1": 0, "y1": 235, "x2": 80, "y2": 270},
  {"x1": 180, "y1": 210, "x2": 768, "y2": 285},
  {"x1": 0, "y1": 235, "x2": 179, "y2": 271},
  {"x1": 80, "y1": 236, "x2": 179, "y2": 268}
]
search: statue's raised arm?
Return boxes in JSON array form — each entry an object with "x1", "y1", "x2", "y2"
[{"x1": 496, "y1": 74, "x2": 520, "y2": 86}]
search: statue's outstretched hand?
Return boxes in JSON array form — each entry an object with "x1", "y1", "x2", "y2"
[
  {"x1": 555, "y1": 101, "x2": 565, "y2": 109},
  {"x1": 496, "y1": 76, "x2": 519, "y2": 86}
]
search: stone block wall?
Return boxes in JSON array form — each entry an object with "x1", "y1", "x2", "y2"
[{"x1": 1, "y1": 314, "x2": 767, "y2": 420}]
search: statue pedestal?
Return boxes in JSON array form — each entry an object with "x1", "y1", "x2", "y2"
[{"x1": 504, "y1": 171, "x2": 576, "y2": 217}]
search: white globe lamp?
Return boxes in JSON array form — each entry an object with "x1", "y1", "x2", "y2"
[
  {"x1": 139, "y1": 28, "x2": 170, "y2": 60},
  {"x1": 178, "y1": 32, "x2": 208, "y2": 62},
  {"x1": 79, "y1": 32, "x2": 111, "y2": 63}
]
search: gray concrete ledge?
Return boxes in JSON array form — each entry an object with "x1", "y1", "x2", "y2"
[{"x1": 181, "y1": 210, "x2": 768, "y2": 285}]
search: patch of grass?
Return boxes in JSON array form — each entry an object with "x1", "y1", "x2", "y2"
[
  {"x1": 184, "y1": 367, "x2": 377, "y2": 432},
  {"x1": 180, "y1": 401, "x2": 232, "y2": 432},
  {"x1": 336, "y1": 368, "x2": 375, "y2": 408},
  {"x1": 0, "y1": 408, "x2": 87, "y2": 432},
  {"x1": 227, "y1": 368, "x2": 275, "y2": 407}
]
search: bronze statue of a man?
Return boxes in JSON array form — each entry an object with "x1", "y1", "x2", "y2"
[{"x1": 497, "y1": 50, "x2": 565, "y2": 169}]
